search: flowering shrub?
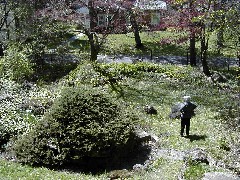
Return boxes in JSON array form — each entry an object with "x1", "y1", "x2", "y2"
[
  {"x1": 0, "y1": 78, "x2": 35, "y2": 146},
  {"x1": 0, "y1": 77, "x2": 58, "y2": 147}
]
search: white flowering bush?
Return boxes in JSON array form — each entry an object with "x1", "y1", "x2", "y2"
[
  {"x1": 0, "y1": 77, "x2": 60, "y2": 147},
  {"x1": 0, "y1": 78, "x2": 31, "y2": 145}
]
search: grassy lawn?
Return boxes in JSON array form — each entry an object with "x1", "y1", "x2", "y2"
[
  {"x1": 0, "y1": 159, "x2": 108, "y2": 180},
  {"x1": 0, "y1": 61, "x2": 238, "y2": 179},
  {"x1": 0, "y1": 29, "x2": 239, "y2": 179},
  {"x1": 101, "y1": 30, "x2": 239, "y2": 58},
  {"x1": 102, "y1": 31, "x2": 188, "y2": 56}
]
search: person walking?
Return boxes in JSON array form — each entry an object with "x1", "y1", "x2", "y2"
[{"x1": 180, "y1": 96, "x2": 197, "y2": 137}]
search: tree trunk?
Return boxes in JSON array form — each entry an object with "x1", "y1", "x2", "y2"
[
  {"x1": 87, "y1": 0, "x2": 99, "y2": 62},
  {"x1": 14, "y1": 15, "x2": 21, "y2": 42},
  {"x1": 88, "y1": 0, "x2": 97, "y2": 30},
  {"x1": 88, "y1": 33, "x2": 99, "y2": 62},
  {"x1": 189, "y1": 35, "x2": 197, "y2": 66},
  {"x1": 201, "y1": 48, "x2": 211, "y2": 76},
  {"x1": 217, "y1": 28, "x2": 224, "y2": 54},
  {"x1": 0, "y1": 43, "x2": 4, "y2": 57},
  {"x1": 90, "y1": 44, "x2": 98, "y2": 62},
  {"x1": 130, "y1": 12, "x2": 143, "y2": 49},
  {"x1": 134, "y1": 27, "x2": 143, "y2": 49},
  {"x1": 189, "y1": 0, "x2": 197, "y2": 66},
  {"x1": 200, "y1": 27, "x2": 211, "y2": 76}
]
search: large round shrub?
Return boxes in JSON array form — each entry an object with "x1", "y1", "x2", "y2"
[{"x1": 14, "y1": 86, "x2": 137, "y2": 166}]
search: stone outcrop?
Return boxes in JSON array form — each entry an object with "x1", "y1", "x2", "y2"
[
  {"x1": 144, "y1": 105, "x2": 157, "y2": 114},
  {"x1": 186, "y1": 148, "x2": 209, "y2": 165},
  {"x1": 211, "y1": 72, "x2": 227, "y2": 83}
]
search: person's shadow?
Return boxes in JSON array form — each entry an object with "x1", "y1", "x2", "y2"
[{"x1": 185, "y1": 134, "x2": 207, "y2": 142}]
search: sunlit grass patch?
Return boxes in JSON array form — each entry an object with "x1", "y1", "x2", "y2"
[
  {"x1": 184, "y1": 161, "x2": 209, "y2": 180},
  {"x1": 135, "y1": 158, "x2": 183, "y2": 180},
  {"x1": 0, "y1": 159, "x2": 107, "y2": 180},
  {"x1": 102, "y1": 30, "x2": 238, "y2": 58},
  {"x1": 184, "y1": 158, "x2": 231, "y2": 180}
]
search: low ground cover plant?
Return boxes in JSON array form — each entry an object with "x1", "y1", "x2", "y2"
[{"x1": 0, "y1": 78, "x2": 37, "y2": 147}]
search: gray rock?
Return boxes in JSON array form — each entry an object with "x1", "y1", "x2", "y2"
[
  {"x1": 135, "y1": 130, "x2": 152, "y2": 142},
  {"x1": 202, "y1": 172, "x2": 240, "y2": 180},
  {"x1": 151, "y1": 134, "x2": 159, "y2": 143},
  {"x1": 133, "y1": 164, "x2": 144, "y2": 171},
  {"x1": 144, "y1": 105, "x2": 157, "y2": 114},
  {"x1": 186, "y1": 148, "x2": 209, "y2": 164},
  {"x1": 0, "y1": 94, "x2": 13, "y2": 101},
  {"x1": 211, "y1": 72, "x2": 227, "y2": 83},
  {"x1": 134, "y1": 129, "x2": 159, "y2": 143},
  {"x1": 22, "y1": 81, "x2": 34, "y2": 89},
  {"x1": 157, "y1": 149, "x2": 187, "y2": 161}
]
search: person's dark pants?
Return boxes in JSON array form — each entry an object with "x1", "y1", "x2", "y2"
[{"x1": 181, "y1": 118, "x2": 190, "y2": 136}]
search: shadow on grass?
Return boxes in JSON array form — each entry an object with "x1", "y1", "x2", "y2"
[
  {"x1": 59, "y1": 143, "x2": 151, "y2": 174},
  {"x1": 104, "y1": 41, "x2": 188, "y2": 57},
  {"x1": 121, "y1": 85, "x2": 168, "y2": 105},
  {"x1": 29, "y1": 61, "x2": 78, "y2": 83},
  {"x1": 123, "y1": 91, "x2": 161, "y2": 104},
  {"x1": 186, "y1": 134, "x2": 208, "y2": 142},
  {"x1": 144, "y1": 42, "x2": 187, "y2": 56}
]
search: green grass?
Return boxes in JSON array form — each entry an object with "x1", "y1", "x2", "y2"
[
  {"x1": 0, "y1": 159, "x2": 108, "y2": 180},
  {"x1": 101, "y1": 30, "x2": 239, "y2": 58},
  {"x1": 1, "y1": 29, "x2": 239, "y2": 179},
  {"x1": 103, "y1": 31, "x2": 188, "y2": 56},
  {"x1": 1, "y1": 61, "x2": 239, "y2": 179},
  {"x1": 138, "y1": 159, "x2": 184, "y2": 180},
  {"x1": 64, "y1": 28, "x2": 239, "y2": 64},
  {"x1": 66, "y1": 29, "x2": 239, "y2": 63}
]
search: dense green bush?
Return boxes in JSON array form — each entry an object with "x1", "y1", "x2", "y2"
[
  {"x1": 98, "y1": 62, "x2": 188, "y2": 79},
  {"x1": 14, "y1": 86, "x2": 138, "y2": 167}
]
